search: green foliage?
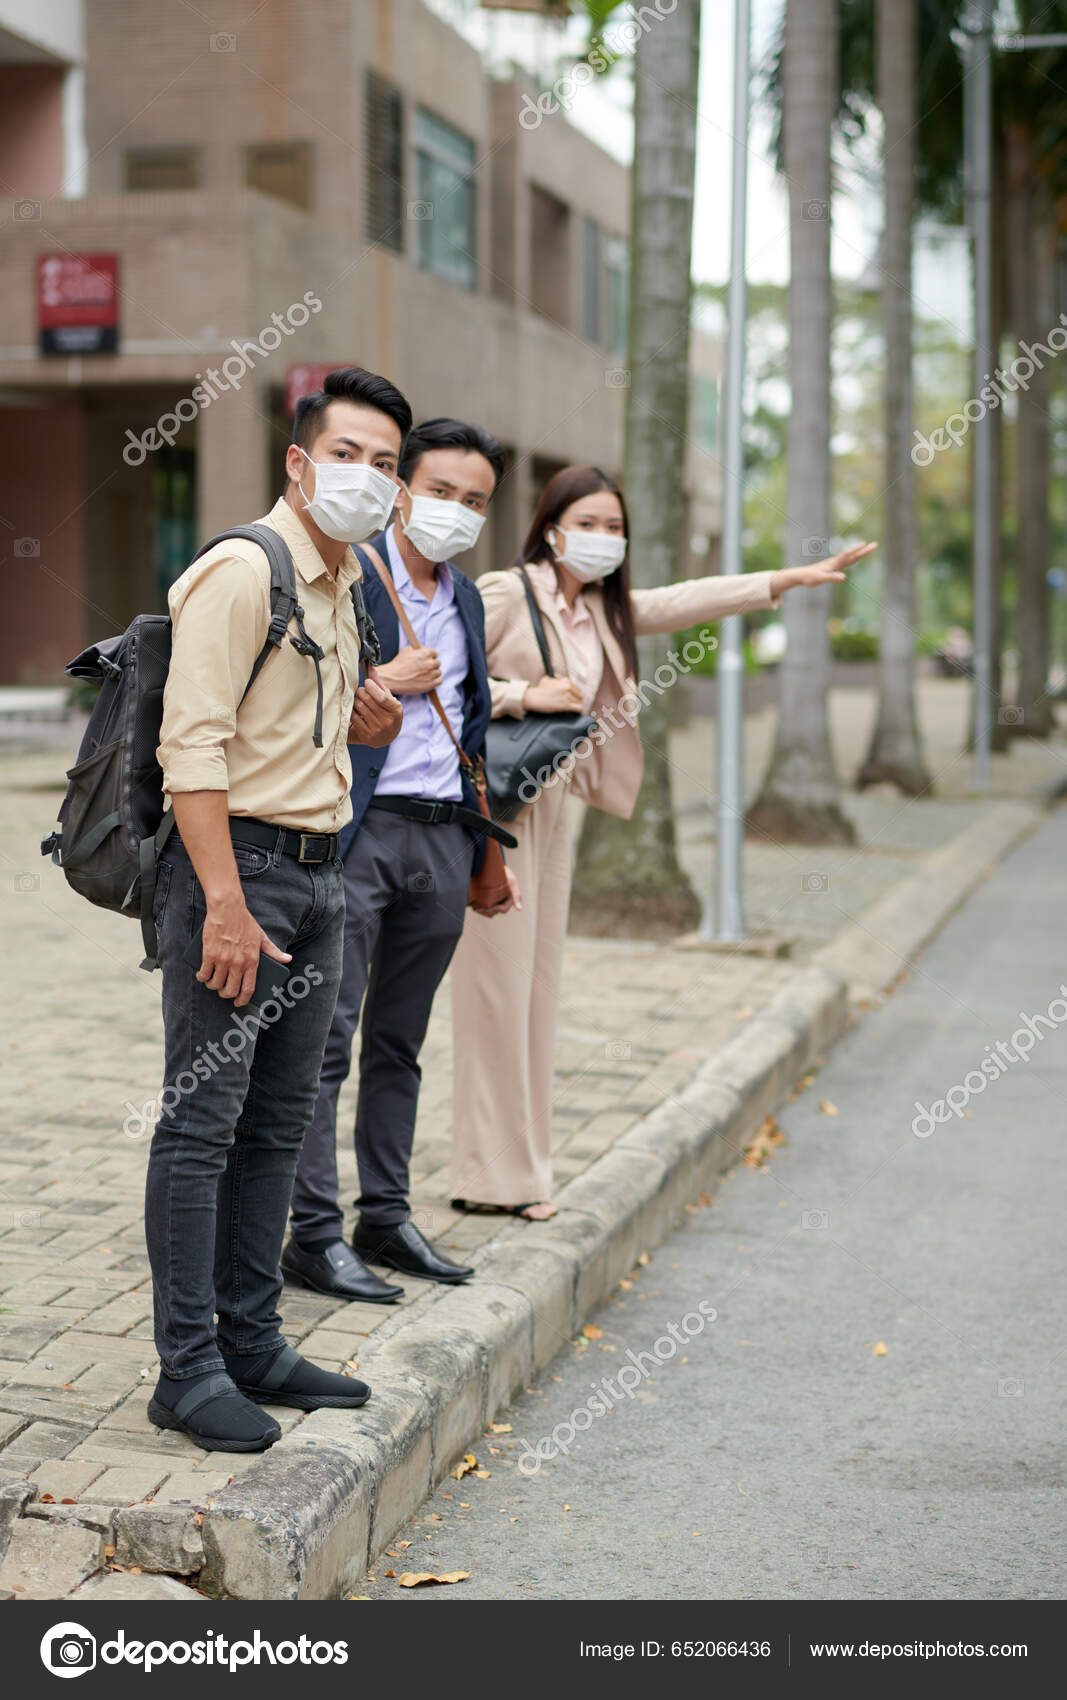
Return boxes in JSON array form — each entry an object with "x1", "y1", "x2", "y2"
[
  {"x1": 671, "y1": 624, "x2": 760, "y2": 676},
  {"x1": 830, "y1": 626, "x2": 878, "y2": 661},
  {"x1": 694, "y1": 274, "x2": 979, "y2": 635},
  {"x1": 760, "y1": 0, "x2": 967, "y2": 219}
]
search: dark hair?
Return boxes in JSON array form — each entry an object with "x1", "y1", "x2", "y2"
[
  {"x1": 292, "y1": 365, "x2": 413, "y2": 458},
  {"x1": 398, "y1": 416, "x2": 504, "y2": 488},
  {"x1": 519, "y1": 464, "x2": 637, "y2": 678}
]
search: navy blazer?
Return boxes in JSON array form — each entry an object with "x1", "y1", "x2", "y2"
[{"x1": 340, "y1": 530, "x2": 494, "y2": 869}]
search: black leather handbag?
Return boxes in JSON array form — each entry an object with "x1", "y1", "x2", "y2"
[{"x1": 484, "y1": 566, "x2": 598, "y2": 821}]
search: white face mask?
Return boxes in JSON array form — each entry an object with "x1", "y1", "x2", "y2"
[
  {"x1": 549, "y1": 526, "x2": 627, "y2": 583},
  {"x1": 297, "y1": 450, "x2": 398, "y2": 543},
  {"x1": 399, "y1": 484, "x2": 486, "y2": 563}
]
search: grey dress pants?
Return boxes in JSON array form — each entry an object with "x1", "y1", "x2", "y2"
[{"x1": 289, "y1": 808, "x2": 473, "y2": 1240}]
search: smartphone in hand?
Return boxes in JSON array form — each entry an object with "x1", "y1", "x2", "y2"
[{"x1": 183, "y1": 924, "x2": 293, "y2": 1010}]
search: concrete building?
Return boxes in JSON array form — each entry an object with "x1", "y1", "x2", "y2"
[{"x1": 0, "y1": 0, "x2": 721, "y2": 684}]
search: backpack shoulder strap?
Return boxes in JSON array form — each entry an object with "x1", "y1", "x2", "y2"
[
  {"x1": 349, "y1": 569, "x2": 383, "y2": 669},
  {"x1": 192, "y1": 523, "x2": 299, "y2": 700}
]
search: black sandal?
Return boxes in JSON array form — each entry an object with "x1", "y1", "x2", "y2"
[{"x1": 451, "y1": 1197, "x2": 553, "y2": 1220}]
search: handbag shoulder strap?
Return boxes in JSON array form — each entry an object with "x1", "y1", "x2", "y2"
[
  {"x1": 358, "y1": 541, "x2": 476, "y2": 782},
  {"x1": 515, "y1": 563, "x2": 555, "y2": 678}
]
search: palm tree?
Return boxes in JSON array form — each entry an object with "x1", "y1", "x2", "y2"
[
  {"x1": 995, "y1": 4, "x2": 1067, "y2": 739},
  {"x1": 856, "y1": 0, "x2": 933, "y2": 793},
  {"x1": 748, "y1": 0, "x2": 856, "y2": 844},
  {"x1": 569, "y1": 0, "x2": 703, "y2": 935}
]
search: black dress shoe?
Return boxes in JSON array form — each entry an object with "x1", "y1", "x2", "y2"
[
  {"x1": 281, "y1": 1236, "x2": 403, "y2": 1303},
  {"x1": 353, "y1": 1219, "x2": 473, "y2": 1284}
]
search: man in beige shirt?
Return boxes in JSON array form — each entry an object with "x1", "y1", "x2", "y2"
[{"x1": 144, "y1": 367, "x2": 406, "y2": 1454}]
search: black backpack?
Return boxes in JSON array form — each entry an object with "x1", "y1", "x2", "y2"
[{"x1": 40, "y1": 523, "x2": 381, "y2": 971}]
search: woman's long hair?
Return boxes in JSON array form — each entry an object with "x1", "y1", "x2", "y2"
[{"x1": 517, "y1": 464, "x2": 638, "y2": 679}]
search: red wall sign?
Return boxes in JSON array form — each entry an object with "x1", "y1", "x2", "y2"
[
  {"x1": 284, "y1": 362, "x2": 346, "y2": 416},
  {"x1": 38, "y1": 253, "x2": 119, "y2": 355}
]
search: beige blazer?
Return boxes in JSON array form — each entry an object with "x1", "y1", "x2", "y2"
[{"x1": 479, "y1": 565, "x2": 781, "y2": 820}]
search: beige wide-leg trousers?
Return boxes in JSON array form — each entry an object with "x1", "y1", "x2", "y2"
[{"x1": 449, "y1": 779, "x2": 575, "y2": 1205}]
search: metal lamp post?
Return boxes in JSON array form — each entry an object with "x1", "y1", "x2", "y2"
[{"x1": 703, "y1": 0, "x2": 752, "y2": 942}]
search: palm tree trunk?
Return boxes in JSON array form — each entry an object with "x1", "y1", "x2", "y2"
[
  {"x1": 856, "y1": 0, "x2": 932, "y2": 795},
  {"x1": 968, "y1": 129, "x2": 1009, "y2": 753},
  {"x1": 1008, "y1": 128, "x2": 1055, "y2": 738},
  {"x1": 570, "y1": 0, "x2": 702, "y2": 937},
  {"x1": 748, "y1": 0, "x2": 856, "y2": 845}
]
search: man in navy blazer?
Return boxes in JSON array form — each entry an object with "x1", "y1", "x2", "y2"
[{"x1": 284, "y1": 419, "x2": 519, "y2": 1298}]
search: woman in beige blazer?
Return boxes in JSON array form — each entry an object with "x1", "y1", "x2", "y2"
[{"x1": 449, "y1": 464, "x2": 873, "y2": 1218}]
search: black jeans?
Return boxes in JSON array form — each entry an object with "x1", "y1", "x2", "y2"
[
  {"x1": 289, "y1": 810, "x2": 473, "y2": 1241},
  {"x1": 144, "y1": 829, "x2": 345, "y2": 1379}
]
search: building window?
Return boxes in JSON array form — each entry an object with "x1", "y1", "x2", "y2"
[
  {"x1": 692, "y1": 374, "x2": 720, "y2": 454},
  {"x1": 125, "y1": 147, "x2": 200, "y2": 191},
  {"x1": 530, "y1": 185, "x2": 572, "y2": 328},
  {"x1": 414, "y1": 107, "x2": 476, "y2": 290},
  {"x1": 581, "y1": 215, "x2": 602, "y2": 344},
  {"x1": 243, "y1": 142, "x2": 313, "y2": 211},
  {"x1": 365, "y1": 71, "x2": 404, "y2": 252},
  {"x1": 605, "y1": 234, "x2": 630, "y2": 355}
]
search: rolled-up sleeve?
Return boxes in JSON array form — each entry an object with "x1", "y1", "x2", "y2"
[
  {"x1": 488, "y1": 675, "x2": 530, "y2": 719},
  {"x1": 630, "y1": 570, "x2": 780, "y2": 635},
  {"x1": 157, "y1": 553, "x2": 269, "y2": 796}
]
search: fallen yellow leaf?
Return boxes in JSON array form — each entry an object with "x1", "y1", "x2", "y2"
[
  {"x1": 819, "y1": 1100, "x2": 839, "y2": 1116},
  {"x1": 451, "y1": 1454, "x2": 478, "y2": 1480},
  {"x1": 743, "y1": 1116, "x2": 785, "y2": 1166},
  {"x1": 873, "y1": 1341, "x2": 888, "y2": 1356},
  {"x1": 397, "y1": 1571, "x2": 470, "y2": 1588},
  {"x1": 488, "y1": 1422, "x2": 512, "y2": 1433},
  {"x1": 582, "y1": 1325, "x2": 602, "y2": 1340}
]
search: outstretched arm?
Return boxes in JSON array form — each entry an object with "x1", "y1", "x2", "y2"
[
  {"x1": 630, "y1": 542, "x2": 877, "y2": 636},
  {"x1": 769, "y1": 541, "x2": 877, "y2": 599}
]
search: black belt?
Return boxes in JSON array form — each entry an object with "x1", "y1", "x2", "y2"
[
  {"x1": 229, "y1": 817, "x2": 340, "y2": 864},
  {"x1": 368, "y1": 795, "x2": 518, "y2": 849}
]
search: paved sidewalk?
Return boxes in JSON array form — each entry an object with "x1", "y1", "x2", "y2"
[{"x1": 0, "y1": 675, "x2": 1059, "y2": 1596}]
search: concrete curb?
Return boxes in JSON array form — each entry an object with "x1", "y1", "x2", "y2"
[{"x1": 199, "y1": 962, "x2": 850, "y2": 1598}]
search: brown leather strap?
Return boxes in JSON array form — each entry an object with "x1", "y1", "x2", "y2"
[{"x1": 359, "y1": 541, "x2": 476, "y2": 782}]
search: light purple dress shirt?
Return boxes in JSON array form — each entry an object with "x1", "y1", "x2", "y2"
[{"x1": 374, "y1": 525, "x2": 470, "y2": 802}]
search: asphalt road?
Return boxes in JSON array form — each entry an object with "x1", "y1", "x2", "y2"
[{"x1": 359, "y1": 809, "x2": 1067, "y2": 1603}]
